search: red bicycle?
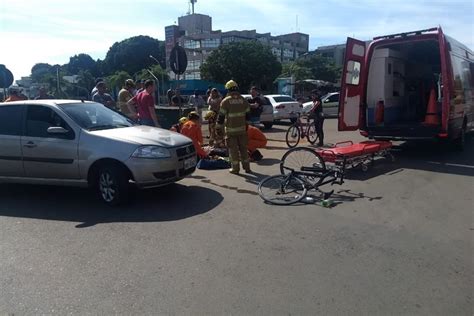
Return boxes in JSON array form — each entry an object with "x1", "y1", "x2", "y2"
[{"x1": 285, "y1": 113, "x2": 319, "y2": 148}]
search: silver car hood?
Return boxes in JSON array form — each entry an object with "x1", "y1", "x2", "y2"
[{"x1": 90, "y1": 126, "x2": 192, "y2": 147}]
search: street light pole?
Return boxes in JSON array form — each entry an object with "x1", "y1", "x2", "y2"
[{"x1": 149, "y1": 55, "x2": 165, "y2": 105}]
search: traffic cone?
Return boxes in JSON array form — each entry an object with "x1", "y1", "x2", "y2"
[
  {"x1": 423, "y1": 87, "x2": 440, "y2": 125},
  {"x1": 375, "y1": 100, "x2": 384, "y2": 125}
]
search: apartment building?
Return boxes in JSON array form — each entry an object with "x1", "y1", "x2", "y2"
[{"x1": 165, "y1": 13, "x2": 309, "y2": 80}]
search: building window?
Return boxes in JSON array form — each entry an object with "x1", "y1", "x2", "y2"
[
  {"x1": 184, "y1": 40, "x2": 201, "y2": 49},
  {"x1": 187, "y1": 60, "x2": 202, "y2": 71},
  {"x1": 202, "y1": 38, "x2": 220, "y2": 48}
]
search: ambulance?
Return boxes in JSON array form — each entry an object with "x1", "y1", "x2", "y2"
[{"x1": 338, "y1": 27, "x2": 473, "y2": 149}]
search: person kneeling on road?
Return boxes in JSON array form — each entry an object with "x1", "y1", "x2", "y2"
[
  {"x1": 181, "y1": 111, "x2": 208, "y2": 159},
  {"x1": 247, "y1": 125, "x2": 267, "y2": 161},
  {"x1": 170, "y1": 117, "x2": 188, "y2": 133}
]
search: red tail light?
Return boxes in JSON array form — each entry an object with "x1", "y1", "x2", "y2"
[{"x1": 276, "y1": 105, "x2": 285, "y2": 109}]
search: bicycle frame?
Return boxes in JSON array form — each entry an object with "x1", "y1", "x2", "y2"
[{"x1": 281, "y1": 156, "x2": 346, "y2": 196}]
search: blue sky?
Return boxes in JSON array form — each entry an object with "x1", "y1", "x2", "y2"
[{"x1": 1, "y1": 0, "x2": 472, "y2": 81}]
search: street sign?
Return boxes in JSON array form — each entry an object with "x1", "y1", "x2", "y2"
[
  {"x1": 169, "y1": 45, "x2": 188, "y2": 75},
  {"x1": 0, "y1": 65, "x2": 14, "y2": 88}
]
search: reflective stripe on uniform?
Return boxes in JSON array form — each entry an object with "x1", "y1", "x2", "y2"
[
  {"x1": 226, "y1": 126, "x2": 246, "y2": 133},
  {"x1": 227, "y1": 111, "x2": 247, "y2": 118}
]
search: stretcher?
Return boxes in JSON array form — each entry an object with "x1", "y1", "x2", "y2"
[{"x1": 317, "y1": 140, "x2": 394, "y2": 171}]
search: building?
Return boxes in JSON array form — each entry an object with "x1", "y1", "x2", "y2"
[
  {"x1": 165, "y1": 12, "x2": 309, "y2": 80},
  {"x1": 314, "y1": 44, "x2": 346, "y2": 66}
]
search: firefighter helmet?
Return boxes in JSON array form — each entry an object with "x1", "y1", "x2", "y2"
[{"x1": 225, "y1": 80, "x2": 238, "y2": 91}]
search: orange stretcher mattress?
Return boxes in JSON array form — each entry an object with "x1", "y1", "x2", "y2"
[{"x1": 318, "y1": 141, "x2": 392, "y2": 162}]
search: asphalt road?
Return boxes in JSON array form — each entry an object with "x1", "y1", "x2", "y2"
[{"x1": 1, "y1": 119, "x2": 473, "y2": 315}]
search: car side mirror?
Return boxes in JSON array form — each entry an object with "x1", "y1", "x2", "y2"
[
  {"x1": 324, "y1": 99, "x2": 330, "y2": 103},
  {"x1": 47, "y1": 126, "x2": 69, "y2": 134}
]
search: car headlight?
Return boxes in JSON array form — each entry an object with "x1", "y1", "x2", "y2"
[{"x1": 132, "y1": 146, "x2": 171, "y2": 159}]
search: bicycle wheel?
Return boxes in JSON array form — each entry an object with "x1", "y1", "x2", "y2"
[
  {"x1": 258, "y1": 174, "x2": 307, "y2": 205},
  {"x1": 280, "y1": 147, "x2": 326, "y2": 175},
  {"x1": 285, "y1": 125, "x2": 300, "y2": 148},
  {"x1": 307, "y1": 122, "x2": 318, "y2": 145}
]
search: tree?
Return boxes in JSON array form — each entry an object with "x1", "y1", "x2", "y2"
[
  {"x1": 134, "y1": 64, "x2": 169, "y2": 85},
  {"x1": 294, "y1": 54, "x2": 341, "y2": 83},
  {"x1": 66, "y1": 54, "x2": 98, "y2": 76},
  {"x1": 280, "y1": 62, "x2": 312, "y2": 81},
  {"x1": 103, "y1": 36, "x2": 165, "y2": 76},
  {"x1": 105, "y1": 70, "x2": 132, "y2": 97},
  {"x1": 200, "y1": 41, "x2": 282, "y2": 92},
  {"x1": 31, "y1": 63, "x2": 54, "y2": 82}
]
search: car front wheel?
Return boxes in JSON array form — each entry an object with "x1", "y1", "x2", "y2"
[{"x1": 96, "y1": 166, "x2": 131, "y2": 206}]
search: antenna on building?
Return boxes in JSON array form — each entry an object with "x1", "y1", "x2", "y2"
[{"x1": 190, "y1": 0, "x2": 197, "y2": 14}]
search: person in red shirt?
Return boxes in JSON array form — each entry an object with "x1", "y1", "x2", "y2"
[
  {"x1": 127, "y1": 80, "x2": 159, "y2": 127},
  {"x1": 181, "y1": 111, "x2": 208, "y2": 159}
]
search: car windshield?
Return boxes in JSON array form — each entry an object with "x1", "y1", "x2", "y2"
[
  {"x1": 59, "y1": 102, "x2": 135, "y2": 131},
  {"x1": 273, "y1": 96, "x2": 295, "y2": 103}
]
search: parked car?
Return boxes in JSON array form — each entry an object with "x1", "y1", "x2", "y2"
[
  {"x1": 302, "y1": 92, "x2": 340, "y2": 117},
  {"x1": 0, "y1": 100, "x2": 197, "y2": 205},
  {"x1": 265, "y1": 94, "x2": 302, "y2": 123},
  {"x1": 241, "y1": 94, "x2": 274, "y2": 129}
]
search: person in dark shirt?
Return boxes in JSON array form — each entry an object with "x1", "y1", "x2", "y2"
[
  {"x1": 166, "y1": 86, "x2": 174, "y2": 106},
  {"x1": 248, "y1": 86, "x2": 263, "y2": 126},
  {"x1": 35, "y1": 87, "x2": 53, "y2": 100},
  {"x1": 308, "y1": 89, "x2": 324, "y2": 146}
]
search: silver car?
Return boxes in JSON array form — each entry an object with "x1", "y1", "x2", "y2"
[
  {"x1": 0, "y1": 100, "x2": 197, "y2": 205},
  {"x1": 302, "y1": 92, "x2": 340, "y2": 117}
]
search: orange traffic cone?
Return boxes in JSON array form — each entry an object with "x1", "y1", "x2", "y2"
[
  {"x1": 423, "y1": 87, "x2": 440, "y2": 125},
  {"x1": 375, "y1": 100, "x2": 384, "y2": 125}
]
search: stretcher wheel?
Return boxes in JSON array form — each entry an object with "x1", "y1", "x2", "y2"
[{"x1": 280, "y1": 147, "x2": 326, "y2": 175}]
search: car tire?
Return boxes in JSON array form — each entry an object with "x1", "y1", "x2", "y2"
[
  {"x1": 96, "y1": 165, "x2": 131, "y2": 206},
  {"x1": 263, "y1": 122, "x2": 273, "y2": 129},
  {"x1": 453, "y1": 123, "x2": 466, "y2": 151}
]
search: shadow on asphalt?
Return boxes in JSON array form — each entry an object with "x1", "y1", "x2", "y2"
[
  {"x1": 302, "y1": 188, "x2": 383, "y2": 208},
  {"x1": 256, "y1": 158, "x2": 281, "y2": 167},
  {"x1": 0, "y1": 183, "x2": 223, "y2": 228},
  {"x1": 200, "y1": 178, "x2": 260, "y2": 196}
]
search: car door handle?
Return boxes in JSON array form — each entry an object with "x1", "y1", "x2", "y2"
[{"x1": 23, "y1": 142, "x2": 37, "y2": 148}]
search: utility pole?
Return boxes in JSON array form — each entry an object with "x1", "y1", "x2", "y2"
[{"x1": 190, "y1": 0, "x2": 196, "y2": 14}]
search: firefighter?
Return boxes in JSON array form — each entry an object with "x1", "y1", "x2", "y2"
[{"x1": 216, "y1": 80, "x2": 251, "y2": 174}]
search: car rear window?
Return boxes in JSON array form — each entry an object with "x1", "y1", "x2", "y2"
[{"x1": 273, "y1": 96, "x2": 296, "y2": 103}]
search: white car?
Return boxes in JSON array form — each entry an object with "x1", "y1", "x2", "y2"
[
  {"x1": 241, "y1": 94, "x2": 274, "y2": 129},
  {"x1": 265, "y1": 94, "x2": 302, "y2": 123},
  {"x1": 302, "y1": 92, "x2": 339, "y2": 117}
]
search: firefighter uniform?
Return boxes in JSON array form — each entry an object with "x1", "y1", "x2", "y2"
[{"x1": 217, "y1": 80, "x2": 251, "y2": 174}]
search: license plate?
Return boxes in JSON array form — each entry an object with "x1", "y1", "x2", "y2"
[{"x1": 184, "y1": 156, "x2": 196, "y2": 169}]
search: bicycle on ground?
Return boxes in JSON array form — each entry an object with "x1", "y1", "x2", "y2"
[{"x1": 258, "y1": 147, "x2": 346, "y2": 205}]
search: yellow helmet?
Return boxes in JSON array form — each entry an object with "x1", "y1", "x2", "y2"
[
  {"x1": 179, "y1": 117, "x2": 188, "y2": 124},
  {"x1": 225, "y1": 80, "x2": 238, "y2": 90}
]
